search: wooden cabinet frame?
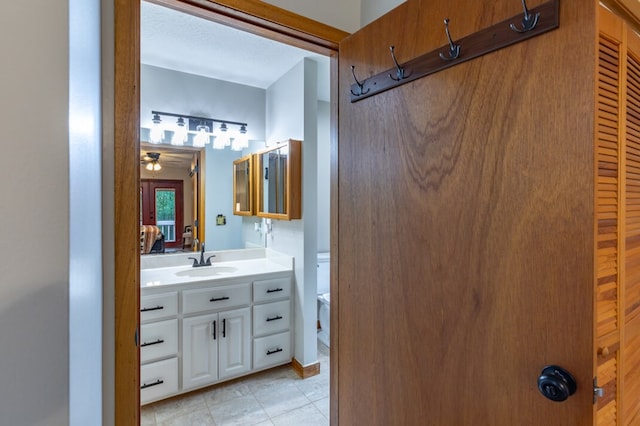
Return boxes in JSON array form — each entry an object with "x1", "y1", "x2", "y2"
[{"x1": 255, "y1": 139, "x2": 302, "y2": 220}]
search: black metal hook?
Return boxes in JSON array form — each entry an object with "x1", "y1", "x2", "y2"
[
  {"x1": 350, "y1": 65, "x2": 370, "y2": 96},
  {"x1": 439, "y1": 19, "x2": 461, "y2": 61},
  {"x1": 388, "y1": 46, "x2": 407, "y2": 81},
  {"x1": 510, "y1": 0, "x2": 540, "y2": 33}
]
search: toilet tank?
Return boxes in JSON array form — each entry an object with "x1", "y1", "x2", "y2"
[{"x1": 317, "y1": 252, "x2": 330, "y2": 295}]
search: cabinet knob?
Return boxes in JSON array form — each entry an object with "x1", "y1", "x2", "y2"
[{"x1": 598, "y1": 346, "x2": 609, "y2": 357}]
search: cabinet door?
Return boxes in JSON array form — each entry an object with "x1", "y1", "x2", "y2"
[
  {"x1": 182, "y1": 313, "x2": 218, "y2": 390},
  {"x1": 219, "y1": 307, "x2": 251, "y2": 380}
]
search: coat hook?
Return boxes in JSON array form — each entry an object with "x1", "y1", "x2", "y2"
[
  {"x1": 388, "y1": 46, "x2": 407, "y2": 81},
  {"x1": 350, "y1": 65, "x2": 370, "y2": 96},
  {"x1": 510, "y1": 0, "x2": 540, "y2": 33},
  {"x1": 439, "y1": 19, "x2": 460, "y2": 61}
]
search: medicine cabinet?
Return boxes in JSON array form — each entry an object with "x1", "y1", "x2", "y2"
[{"x1": 256, "y1": 139, "x2": 301, "y2": 220}]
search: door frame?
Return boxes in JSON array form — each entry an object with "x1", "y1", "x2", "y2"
[
  {"x1": 114, "y1": 1, "x2": 347, "y2": 424},
  {"x1": 140, "y1": 179, "x2": 184, "y2": 248}
]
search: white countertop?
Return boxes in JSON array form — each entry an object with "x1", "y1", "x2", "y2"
[{"x1": 141, "y1": 257, "x2": 293, "y2": 288}]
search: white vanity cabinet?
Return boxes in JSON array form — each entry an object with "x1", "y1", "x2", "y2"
[
  {"x1": 140, "y1": 266, "x2": 293, "y2": 405},
  {"x1": 140, "y1": 291, "x2": 179, "y2": 404},
  {"x1": 252, "y1": 277, "x2": 293, "y2": 369}
]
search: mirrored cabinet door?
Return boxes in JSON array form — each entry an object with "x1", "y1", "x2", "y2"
[
  {"x1": 233, "y1": 154, "x2": 254, "y2": 216},
  {"x1": 256, "y1": 139, "x2": 301, "y2": 220}
]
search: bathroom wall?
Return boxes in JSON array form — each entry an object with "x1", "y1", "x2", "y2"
[
  {"x1": 266, "y1": 58, "x2": 320, "y2": 366},
  {"x1": 204, "y1": 147, "x2": 245, "y2": 250},
  {"x1": 317, "y1": 101, "x2": 331, "y2": 253}
]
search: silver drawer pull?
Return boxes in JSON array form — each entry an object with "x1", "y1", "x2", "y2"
[
  {"x1": 141, "y1": 305, "x2": 163, "y2": 312},
  {"x1": 266, "y1": 288, "x2": 283, "y2": 293},
  {"x1": 266, "y1": 315, "x2": 283, "y2": 322},
  {"x1": 141, "y1": 379, "x2": 164, "y2": 389},
  {"x1": 140, "y1": 339, "x2": 164, "y2": 347},
  {"x1": 267, "y1": 348, "x2": 283, "y2": 355},
  {"x1": 210, "y1": 296, "x2": 230, "y2": 302}
]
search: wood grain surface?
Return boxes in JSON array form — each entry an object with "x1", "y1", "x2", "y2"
[
  {"x1": 338, "y1": 0, "x2": 595, "y2": 424},
  {"x1": 114, "y1": 0, "x2": 141, "y2": 424}
]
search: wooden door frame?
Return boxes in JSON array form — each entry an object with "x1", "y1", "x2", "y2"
[{"x1": 114, "y1": 1, "x2": 347, "y2": 424}]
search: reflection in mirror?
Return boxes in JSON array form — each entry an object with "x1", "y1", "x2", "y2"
[
  {"x1": 257, "y1": 139, "x2": 301, "y2": 220},
  {"x1": 262, "y1": 146, "x2": 288, "y2": 215},
  {"x1": 233, "y1": 155, "x2": 253, "y2": 216}
]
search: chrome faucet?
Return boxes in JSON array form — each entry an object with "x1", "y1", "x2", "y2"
[{"x1": 188, "y1": 243, "x2": 215, "y2": 267}]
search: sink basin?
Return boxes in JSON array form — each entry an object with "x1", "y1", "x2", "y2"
[{"x1": 174, "y1": 266, "x2": 238, "y2": 277}]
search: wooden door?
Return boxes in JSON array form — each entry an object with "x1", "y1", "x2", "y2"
[
  {"x1": 336, "y1": 0, "x2": 595, "y2": 424},
  {"x1": 141, "y1": 179, "x2": 184, "y2": 249}
]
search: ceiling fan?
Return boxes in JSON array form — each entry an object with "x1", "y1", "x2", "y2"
[{"x1": 142, "y1": 152, "x2": 161, "y2": 171}]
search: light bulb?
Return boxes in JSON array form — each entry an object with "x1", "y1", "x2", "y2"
[
  {"x1": 193, "y1": 125, "x2": 209, "y2": 148},
  {"x1": 171, "y1": 117, "x2": 187, "y2": 146},
  {"x1": 146, "y1": 162, "x2": 153, "y2": 171},
  {"x1": 231, "y1": 138, "x2": 243, "y2": 151},
  {"x1": 149, "y1": 113, "x2": 163, "y2": 143},
  {"x1": 153, "y1": 162, "x2": 161, "y2": 171}
]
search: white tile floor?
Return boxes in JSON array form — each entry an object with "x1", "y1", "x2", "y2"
[{"x1": 141, "y1": 342, "x2": 329, "y2": 426}]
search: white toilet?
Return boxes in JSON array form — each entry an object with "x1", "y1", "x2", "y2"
[{"x1": 317, "y1": 252, "x2": 330, "y2": 347}]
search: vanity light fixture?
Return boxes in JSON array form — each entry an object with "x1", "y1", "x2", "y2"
[{"x1": 148, "y1": 111, "x2": 249, "y2": 151}]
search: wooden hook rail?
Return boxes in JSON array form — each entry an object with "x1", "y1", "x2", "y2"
[{"x1": 349, "y1": 0, "x2": 559, "y2": 103}]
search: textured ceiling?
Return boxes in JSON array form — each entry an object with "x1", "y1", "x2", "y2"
[{"x1": 141, "y1": 1, "x2": 329, "y2": 94}]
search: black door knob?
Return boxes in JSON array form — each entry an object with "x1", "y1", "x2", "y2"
[{"x1": 537, "y1": 365, "x2": 577, "y2": 402}]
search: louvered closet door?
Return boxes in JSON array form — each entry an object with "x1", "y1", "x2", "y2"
[
  {"x1": 623, "y1": 26, "x2": 640, "y2": 426},
  {"x1": 596, "y1": 8, "x2": 622, "y2": 425},
  {"x1": 596, "y1": 6, "x2": 640, "y2": 425}
]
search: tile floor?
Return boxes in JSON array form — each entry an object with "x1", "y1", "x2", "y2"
[{"x1": 141, "y1": 341, "x2": 329, "y2": 426}]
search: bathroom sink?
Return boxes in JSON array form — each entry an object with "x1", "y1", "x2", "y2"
[{"x1": 174, "y1": 266, "x2": 238, "y2": 277}]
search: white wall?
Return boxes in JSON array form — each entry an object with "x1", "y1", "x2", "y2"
[
  {"x1": 204, "y1": 148, "x2": 244, "y2": 250},
  {"x1": 0, "y1": 2, "x2": 71, "y2": 425},
  {"x1": 69, "y1": 0, "x2": 104, "y2": 424},
  {"x1": 264, "y1": 0, "x2": 361, "y2": 33},
  {"x1": 141, "y1": 65, "x2": 266, "y2": 142},
  {"x1": 266, "y1": 58, "x2": 319, "y2": 366},
  {"x1": 361, "y1": 0, "x2": 405, "y2": 26},
  {"x1": 317, "y1": 101, "x2": 330, "y2": 253}
]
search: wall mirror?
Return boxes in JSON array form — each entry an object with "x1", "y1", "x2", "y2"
[
  {"x1": 256, "y1": 139, "x2": 302, "y2": 220},
  {"x1": 233, "y1": 154, "x2": 254, "y2": 216}
]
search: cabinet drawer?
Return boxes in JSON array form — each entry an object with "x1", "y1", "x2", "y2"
[
  {"x1": 141, "y1": 292, "x2": 178, "y2": 322},
  {"x1": 253, "y1": 331, "x2": 291, "y2": 370},
  {"x1": 253, "y1": 300, "x2": 291, "y2": 336},
  {"x1": 141, "y1": 319, "x2": 178, "y2": 363},
  {"x1": 253, "y1": 277, "x2": 292, "y2": 302},
  {"x1": 141, "y1": 357, "x2": 178, "y2": 405},
  {"x1": 183, "y1": 283, "x2": 251, "y2": 314}
]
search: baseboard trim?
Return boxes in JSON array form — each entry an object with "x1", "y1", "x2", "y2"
[{"x1": 292, "y1": 357, "x2": 320, "y2": 379}]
